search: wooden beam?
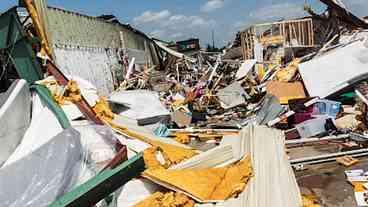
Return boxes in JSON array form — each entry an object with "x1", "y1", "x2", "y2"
[
  {"x1": 310, "y1": 20, "x2": 314, "y2": 46},
  {"x1": 253, "y1": 18, "x2": 313, "y2": 27}
]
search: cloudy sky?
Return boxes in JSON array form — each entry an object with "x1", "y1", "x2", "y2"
[{"x1": 1, "y1": 0, "x2": 368, "y2": 47}]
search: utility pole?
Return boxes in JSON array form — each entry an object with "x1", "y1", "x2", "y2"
[{"x1": 212, "y1": 30, "x2": 215, "y2": 49}]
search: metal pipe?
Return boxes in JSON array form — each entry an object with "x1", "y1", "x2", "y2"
[
  {"x1": 290, "y1": 148, "x2": 368, "y2": 165},
  {"x1": 286, "y1": 134, "x2": 349, "y2": 145},
  {"x1": 291, "y1": 152, "x2": 368, "y2": 166},
  {"x1": 169, "y1": 129, "x2": 240, "y2": 133}
]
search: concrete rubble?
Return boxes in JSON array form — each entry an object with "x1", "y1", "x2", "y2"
[{"x1": 1, "y1": 0, "x2": 368, "y2": 206}]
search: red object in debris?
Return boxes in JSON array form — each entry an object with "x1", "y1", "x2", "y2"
[
  {"x1": 102, "y1": 146, "x2": 128, "y2": 170},
  {"x1": 293, "y1": 106, "x2": 315, "y2": 125},
  {"x1": 285, "y1": 128, "x2": 300, "y2": 140}
]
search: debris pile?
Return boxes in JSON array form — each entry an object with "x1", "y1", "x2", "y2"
[{"x1": 1, "y1": 0, "x2": 368, "y2": 206}]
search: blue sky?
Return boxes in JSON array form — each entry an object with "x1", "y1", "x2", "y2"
[{"x1": 1, "y1": 0, "x2": 368, "y2": 46}]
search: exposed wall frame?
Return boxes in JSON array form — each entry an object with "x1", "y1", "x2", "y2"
[{"x1": 240, "y1": 18, "x2": 315, "y2": 61}]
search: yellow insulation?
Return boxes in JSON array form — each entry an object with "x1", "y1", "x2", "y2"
[
  {"x1": 134, "y1": 192, "x2": 195, "y2": 207},
  {"x1": 143, "y1": 156, "x2": 253, "y2": 201}
]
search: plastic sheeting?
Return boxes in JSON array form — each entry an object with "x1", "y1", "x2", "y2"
[
  {"x1": 0, "y1": 80, "x2": 31, "y2": 166},
  {"x1": 0, "y1": 128, "x2": 83, "y2": 207},
  {"x1": 3, "y1": 93, "x2": 63, "y2": 166},
  {"x1": 0, "y1": 124, "x2": 122, "y2": 207},
  {"x1": 74, "y1": 125, "x2": 118, "y2": 175}
]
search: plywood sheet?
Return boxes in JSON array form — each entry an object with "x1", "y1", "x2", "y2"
[{"x1": 266, "y1": 81, "x2": 306, "y2": 104}]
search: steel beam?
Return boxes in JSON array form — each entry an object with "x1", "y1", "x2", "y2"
[{"x1": 46, "y1": 60, "x2": 104, "y2": 125}]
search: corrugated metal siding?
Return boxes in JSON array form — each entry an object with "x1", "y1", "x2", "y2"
[
  {"x1": 45, "y1": 7, "x2": 160, "y2": 93},
  {"x1": 47, "y1": 8, "x2": 120, "y2": 48},
  {"x1": 46, "y1": 7, "x2": 155, "y2": 59}
]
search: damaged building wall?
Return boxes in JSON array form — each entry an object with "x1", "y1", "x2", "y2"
[
  {"x1": 240, "y1": 18, "x2": 316, "y2": 63},
  {"x1": 239, "y1": 0, "x2": 368, "y2": 64},
  {"x1": 45, "y1": 7, "x2": 160, "y2": 95}
]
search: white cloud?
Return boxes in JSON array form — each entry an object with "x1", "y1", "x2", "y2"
[
  {"x1": 249, "y1": 3, "x2": 306, "y2": 22},
  {"x1": 161, "y1": 15, "x2": 187, "y2": 27},
  {"x1": 189, "y1": 16, "x2": 215, "y2": 27},
  {"x1": 201, "y1": 0, "x2": 225, "y2": 13},
  {"x1": 169, "y1": 15, "x2": 186, "y2": 22},
  {"x1": 169, "y1": 32, "x2": 185, "y2": 39},
  {"x1": 233, "y1": 21, "x2": 250, "y2": 30},
  {"x1": 162, "y1": 15, "x2": 215, "y2": 28},
  {"x1": 349, "y1": 0, "x2": 366, "y2": 5},
  {"x1": 133, "y1": 10, "x2": 171, "y2": 24},
  {"x1": 342, "y1": 0, "x2": 368, "y2": 17},
  {"x1": 132, "y1": 10, "x2": 215, "y2": 43}
]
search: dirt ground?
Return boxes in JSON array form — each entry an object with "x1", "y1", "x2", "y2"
[{"x1": 288, "y1": 143, "x2": 368, "y2": 207}]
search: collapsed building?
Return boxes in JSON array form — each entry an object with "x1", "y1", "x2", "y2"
[
  {"x1": 2, "y1": 0, "x2": 368, "y2": 206},
  {"x1": 168, "y1": 38, "x2": 201, "y2": 57},
  {"x1": 232, "y1": 0, "x2": 368, "y2": 66},
  {"x1": 46, "y1": 7, "x2": 161, "y2": 95},
  {"x1": 240, "y1": 17, "x2": 316, "y2": 64}
]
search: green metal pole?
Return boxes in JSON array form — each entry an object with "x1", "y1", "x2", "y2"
[
  {"x1": 49, "y1": 153, "x2": 145, "y2": 207},
  {"x1": 30, "y1": 84, "x2": 71, "y2": 129},
  {"x1": 0, "y1": 7, "x2": 43, "y2": 83}
]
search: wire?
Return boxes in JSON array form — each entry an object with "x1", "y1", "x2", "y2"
[{"x1": 0, "y1": 29, "x2": 20, "y2": 80}]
